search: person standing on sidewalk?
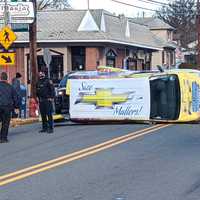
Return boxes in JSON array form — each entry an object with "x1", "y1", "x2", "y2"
[
  {"x1": 36, "y1": 71, "x2": 55, "y2": 134},
  {"x1": 0, "y1": 72, "x2": 20, "y2": 143},
  {"x1": 12, "y1": 72, "x2": 22, "y2": 118},
  {"x1": 12, "y1": 72, "x2": 22, "y2": 93}
]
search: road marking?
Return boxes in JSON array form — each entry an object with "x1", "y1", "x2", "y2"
[{"x1": 0, "y1": 124, "x2": 171, "y2": 186}]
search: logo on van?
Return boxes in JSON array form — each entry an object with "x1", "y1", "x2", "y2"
[{"x1": 75, "y1": 88, "x2": 134, "y2": 108}]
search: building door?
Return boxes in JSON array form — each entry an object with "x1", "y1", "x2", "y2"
[
  {"x1": 106, "y1": 49, "x2": 116, "y2": 67},
  {"x1": 126, "y1": 57, "x2": 137, "y2": 70},
  {"x1": 71, "y1": 47, "x2": 85, "y2": 71}
]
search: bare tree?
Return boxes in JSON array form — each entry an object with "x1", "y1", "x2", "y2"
[
  {"x1": 156, "y1": 0, "x2": 197, "y2": 48},
  {"x1": 37, "y1": 0, "x2": 71, "y2": 10}
]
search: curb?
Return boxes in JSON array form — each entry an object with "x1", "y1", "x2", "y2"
[{"x1": 11, "y1": 118, "x2": 39, "y2": 127}]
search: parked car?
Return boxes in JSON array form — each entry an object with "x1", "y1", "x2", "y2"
[{"x1": 54, "y1": 73, "x2": 72, "y2": 115}]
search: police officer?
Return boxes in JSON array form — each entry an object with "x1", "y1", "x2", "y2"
[
  {"x1": 0, "y1": 72, "x2": 20, "y2": 143},
  {"x1": 36, "y1": 71, "x2": 55, "y2": 133}
]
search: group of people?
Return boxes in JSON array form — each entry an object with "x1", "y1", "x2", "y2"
[{"x1": 0, "y1": 70, "x2": 55, "y2": 143}]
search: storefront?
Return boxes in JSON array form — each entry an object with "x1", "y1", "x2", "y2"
[{"x1": 26, "y1": 49, "x2": 64, "y2": 85}]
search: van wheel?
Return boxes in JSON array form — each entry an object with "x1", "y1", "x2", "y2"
[{"x1": 149, "y1": 121, "x2": 157, "y2": 125}]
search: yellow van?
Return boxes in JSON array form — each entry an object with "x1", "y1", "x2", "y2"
[{"x1": 67, "y1": 68, "x2": 200, "y2": 123}]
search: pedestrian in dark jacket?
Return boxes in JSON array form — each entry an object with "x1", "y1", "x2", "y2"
[
  {"x1": 12, "y1": 72, "x2": 22, "y2": 94},
  {"x1": 36, "y1": 71, "x2": 55, "y2": 133},
  {"x1": 0, "y1": 72, "x2": 20, "y2": 143},
  {"x1": 12, "y1": 72, "x2": 22, "y2": 118}
]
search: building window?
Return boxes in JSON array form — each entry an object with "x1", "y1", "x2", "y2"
[
  {"x1": 106, "y1": 49, "x2": 116, "y2": 67},
  {"x1": 145, "y1": 53, "x2": 151, "y2": 70},
  {"x1": 37, "y1": 55, "x2": 63, "y2": 84},
  {"x1": 50, "y1": 56, "x2": 64, "y2": 84},
  {"x1": 71, "y1": 47, "x2": 85, "y2": 71},
  {"x1": 27, "y1": 54, "x2": 63, "y2": 85},
  {"x1": 162, "y1": 51, "x2": 165, "y2": 64},
  {"x1": 166, "y1": 52, "x2": 170, "y2": 66},
  {"x1": 167, "y1": 31, "x2": 172, "y2": 41},
  {"x1": 137, "y1": 59, "x2": 144, "y2": 70},
  {"x1": 170, "y1": 52, "x2": 174, "y2": 65}
]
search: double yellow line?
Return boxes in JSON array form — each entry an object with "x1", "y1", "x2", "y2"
[{"x1": 0, "y1": 124, "x2": 170, "y2": 186}]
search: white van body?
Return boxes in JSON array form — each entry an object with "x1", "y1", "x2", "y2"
[{"x1": 70, "y1": 78, "x2": 150, "y2": 121}]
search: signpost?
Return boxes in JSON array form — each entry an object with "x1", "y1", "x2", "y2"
[
  {"x1": 0, "y1": 0, "x2": 37, "y2": 117},
  {"x1": 0, "y1": 1, "x2": 34, "y2": 24},
  {"x1": 0, "y1": 0, "x2": 37, "y2": 103},
  {"x1": 0, "y1": 26, "x2": 17, "y2": 49},
  {"x1": 0, "y1": 52, "x2": 15, "y2": 65}
]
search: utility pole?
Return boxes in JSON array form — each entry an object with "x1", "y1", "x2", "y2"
[
  {"x1": 198, "y1": 0, "x2": 200, "y2": 68},
  {"x1": 29, "y1": 0, "x2": 37, "y2": 98},
  {"x1": 28, "y1": 0, "x2": 38, "y2": 117},
  {"x1": 4, "y1": 0, "x2": 9, "y2": 26},
  {"x1": 87, "y1": 0, "x2": 89, "y2": 10}
]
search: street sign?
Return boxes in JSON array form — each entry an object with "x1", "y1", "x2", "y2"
[
  {"x1": 0, "y1": 52, "x2": 15, "y2": 65},
  {"x1": 43, "y1": 48, "x2": 52, "y2": 78},
  {"x1": 0, "y1": 26, "x2": 17, "y2": 49},
  {"x1": 0, "y1": 2, "x2": 34, "y2": 24},
  {"x1": 11, "y1": 23, "x2": 29, "y2": 32},
  {"x1": 43, "y1": 48, "x2": 52, "y2": 66}
]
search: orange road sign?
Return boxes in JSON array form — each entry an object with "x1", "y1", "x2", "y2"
[
  {"x1": 0, "y1": 26, "x2": 17, "y2": 50},
  {"x1": 0, "y1": 52, "x2": 15, "y2": 65}
]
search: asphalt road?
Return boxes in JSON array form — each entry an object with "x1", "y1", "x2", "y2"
[{"x1": 1, "y1": 121, "x2": 200, "y2": 200}]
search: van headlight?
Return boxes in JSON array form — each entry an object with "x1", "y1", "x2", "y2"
[{"x1": 58, "y1": 91, "x2": 64, "y2": 95}]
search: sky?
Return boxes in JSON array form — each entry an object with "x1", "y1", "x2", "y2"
[{"x1": 69, "y1": 0, "x2": 169, "y2": 17}]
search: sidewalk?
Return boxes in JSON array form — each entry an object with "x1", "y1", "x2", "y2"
[{"x1": 11, "y1": 118, "x2": 39, "y2": 127}]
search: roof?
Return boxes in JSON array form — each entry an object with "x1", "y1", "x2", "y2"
[
  {"x1": 11, "y1": 9, "x2": 175, "y2": 50},
  {"x1": 129, "y1": 17, "x2": 175, "y2": 30}
]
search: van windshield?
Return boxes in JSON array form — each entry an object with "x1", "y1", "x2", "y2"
[
  {"x1": 150, "y1": 75, "x2": 180, "y2": 120},
  {"x1": 59, "y1": 75, "x2": 69, "y2": 88}
]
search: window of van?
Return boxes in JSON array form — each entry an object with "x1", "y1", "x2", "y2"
[{"x1": 150, "y1": 75, "x2": 180, "y2": 120}]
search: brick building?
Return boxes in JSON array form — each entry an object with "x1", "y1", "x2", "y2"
[
  {"x1": 130, "y1": 17, "x2": 177, "y2": 69},
  {"x1": 0, "y1": 9, "x2": 176, "y2": 90}
]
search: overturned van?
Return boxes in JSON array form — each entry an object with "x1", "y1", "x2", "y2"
[{"x1": 68, "y1": 69, "x2": 200, "y2": 123}]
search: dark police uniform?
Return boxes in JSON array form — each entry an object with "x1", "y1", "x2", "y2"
[
  {"x1": 36, "y1": 77, "x2": 55, "y2": 133},
  {"x1": 0, "y1": 81, "x2": 19, "y2": 142}
]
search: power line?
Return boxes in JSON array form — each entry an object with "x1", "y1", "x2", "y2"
[
  {"x1": 144, "y1": 0, "x2": 169, "y2": 6},
  {"x1": 111, "y1": 0, "x2": 197, "y2": 15},
  {"x1": 111, "y1": 0, "x2": 158, "y2": 12},
  {"x1": 137, "y1": 0, "x2": 163, "y2": 6},
  {"x1": 142, "y1": 0, "x2": 197, "y2": 7}
]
